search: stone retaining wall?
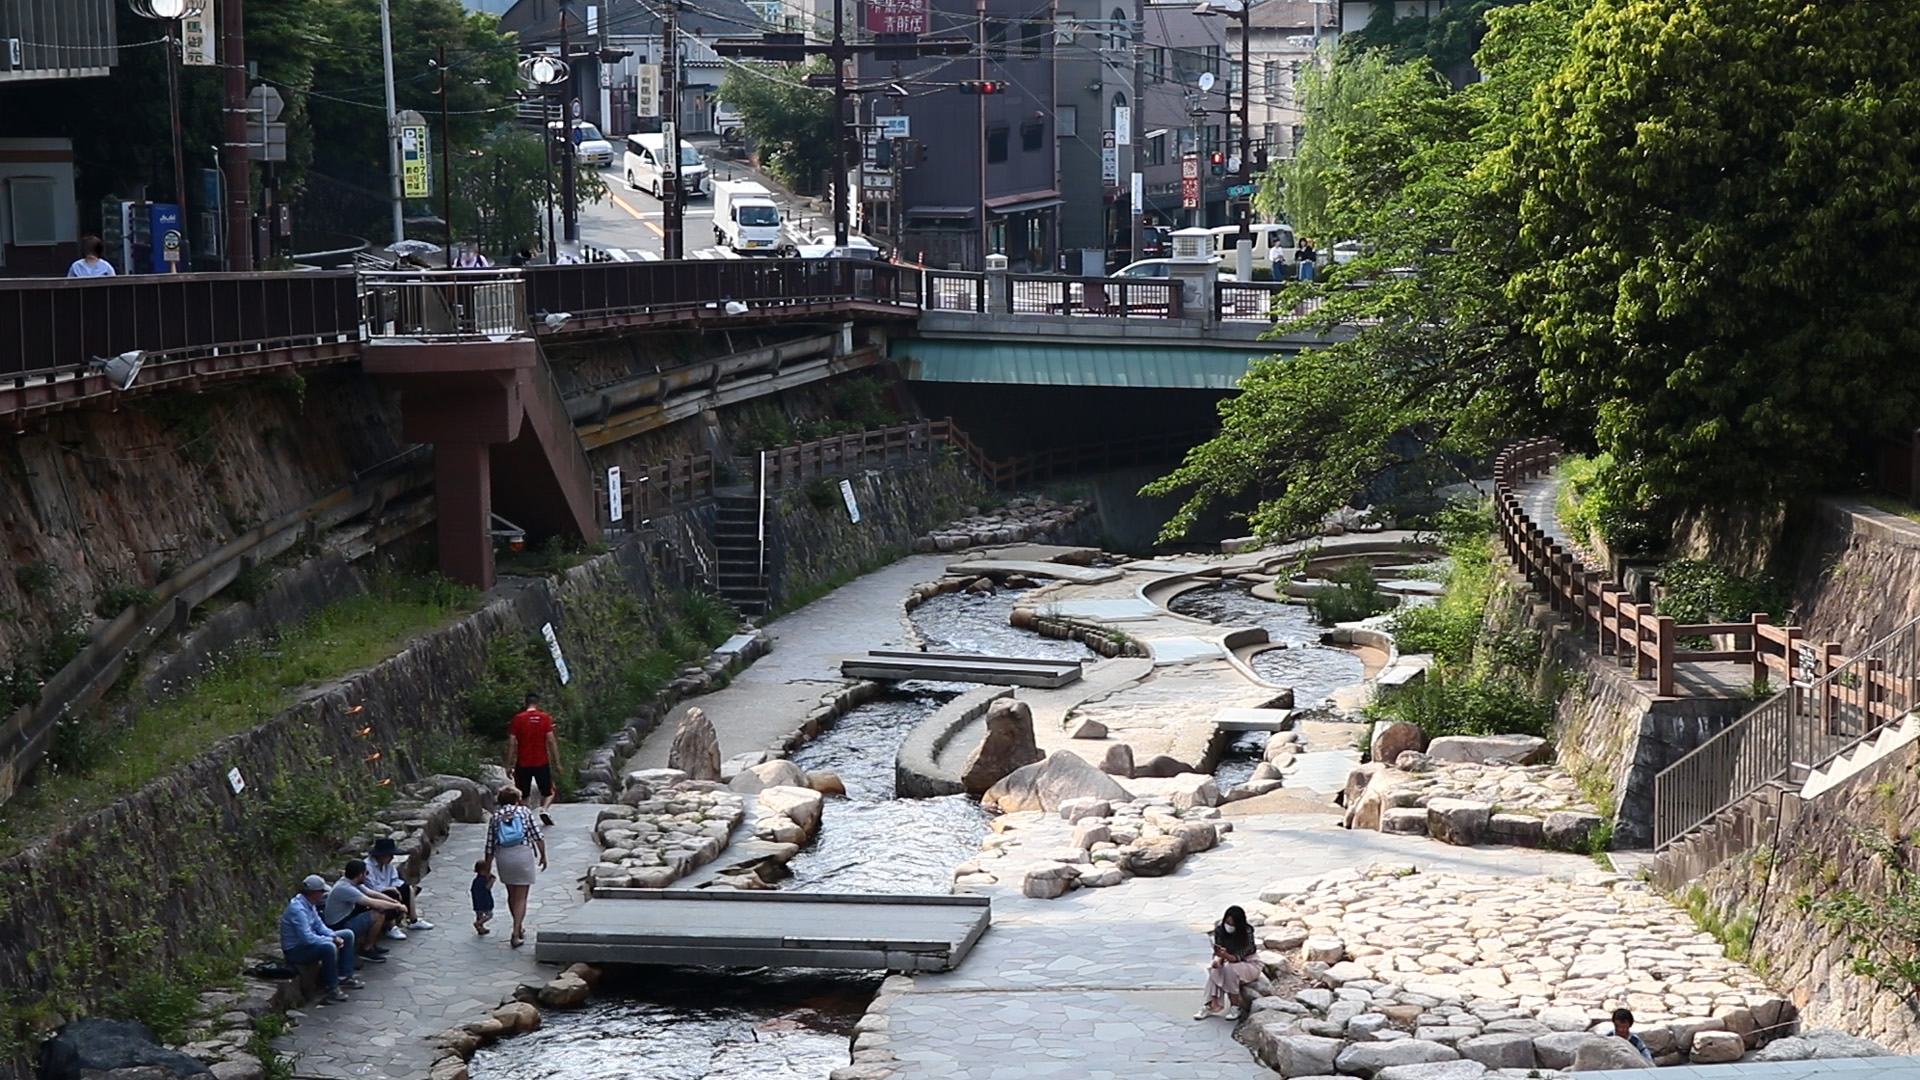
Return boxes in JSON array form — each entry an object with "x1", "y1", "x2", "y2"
[
  {"x1": 894, "y1": 686, "x2": 1015, "y2": 798},
  {"x1": 764, "y1": 458, "x2": 984, "y2": 611}
]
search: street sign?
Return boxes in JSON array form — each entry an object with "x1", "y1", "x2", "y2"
[
  {"x1": 1227, "y1": 183, "x2": 1256, "y2": 197},
  {"x1": 182, "y1": 13, "x2": 213, "y2": 65},
  {"x1": 862, "y1": 171, "x2": 893, "y2": 189},
  {"x1": 877, "y1": 115, "x2": 911, "y2": 139},
  {"x1": 1181, "y1": 153, "x2": 1199, "y2": 209},
  {"x1": 866, "y1": 0, "x2": 928, "y2": 36},
  {"x1": 607, "y1": 466, "x2": 624, "y2": 523},
  {"x1": 1131, "y1": 171, "x2": 1143, "y2": 214},
  {"x1": 400, "y1": 125, "x2": 430, "y2": 198},
  {"x1": 1114, "y1": 108, "x2": 1131, "y2": 145},
  {"x1": 149, "y1": 203, "x2": 182, "y2": 274},
  {"x1": 636, "y1": 64, "x2": 660, "y2": 118},
  {"x1": 1101, "y1": 130, "x2": 1118, "y2": 185}
]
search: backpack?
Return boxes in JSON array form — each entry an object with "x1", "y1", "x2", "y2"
[{"x1": 495, "y1": 809, "x2": 527, "y2": 848}]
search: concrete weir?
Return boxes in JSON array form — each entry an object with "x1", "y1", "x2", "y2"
[
  {"x1": 841, "y1": 649, "x2": 1085, "y2": 688},
  {"x1": 534, "y1": 890, "x2": 992, "y2": 972}
]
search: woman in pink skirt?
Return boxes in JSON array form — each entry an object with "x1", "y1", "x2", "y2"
[{"x1": 1196, "y1": 905, "x2": 1261, "y2": 1020}]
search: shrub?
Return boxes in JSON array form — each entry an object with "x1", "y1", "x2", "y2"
[
  {"x1": 14, "y1": 560, "x2": 57, "y2": 597},
  {"x1": 96, "y1": 581, "x2": 159, "y2": 617},
  {"x1": 1556, "y1": 453, "x2": 1665, "y2": 555},
  {"x1": 1656, "y1": 559, "x2": 1790, "y2": 625},
  {"x1": 1367, "y1": 669, "x2": 1553, "y2": 740},
  {"x1": 1310, "y1": 562, "x2": 1396, "y2": 626}
]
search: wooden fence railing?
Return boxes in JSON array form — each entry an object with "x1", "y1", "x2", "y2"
[{"x1": 1495, "y1": 438, "x2": 1816, "y2": 697}]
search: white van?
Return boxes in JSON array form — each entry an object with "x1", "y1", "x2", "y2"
[
  {"x1": 1210, "y1": 223, "x2": 1296, "y2": 271},
  {"x1": 623, "y1": 133, "x2": 711, "y2": 199}
]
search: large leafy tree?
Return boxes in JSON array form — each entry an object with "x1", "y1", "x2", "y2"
[
  {"x1": 1149, "y1": 0, "x2": 1584, "y2": 541},
  {"x1": 718, "y1": 58, "x2": 835, "y2": 193},
  {"x1": 1504, "y1": 0, "x2": 1920, "y2": 516}
]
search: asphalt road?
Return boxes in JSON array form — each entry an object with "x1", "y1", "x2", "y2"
[{"x1": 576, "y1": 157, "x2": 831, "y2": 261}]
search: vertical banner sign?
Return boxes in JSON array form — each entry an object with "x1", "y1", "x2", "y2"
[
  {"x1": 541, "y1": 622, "x2": 572, "y2": 684},
  {"x1": 1131, "y1": 171, "x2": 1144, "y2": 214},
  {"x1": 149, "y1": 203, "x2": 183, "y2": 274},
  {"x1": 1181, "y1": 152, "x2": 1200, "y2": 209},
  {"x1": 607, "y1": 466, "x2": 624, "y2": 523},
  {"x1": 1114, "y1": 106, "x2": 1131, "y2": 145},
  {"x1": 181, "y1": 14, "x2": 213, "y2": 65},
  {"x1": 839, "y1": 479, "x2": 862, "y2": 523},
  {"x1": 635, "y1": 64, "x2": 660, "y2": 118},
  {"x1": 1101, "y1": 130, "x2": 1119, "y2": 185},
  {"x1": 866, "y1": 0, "x2": 928, "y2": 34},
  {"x1": 400, "y1": 125, "x2": 430, "y2": 198}
]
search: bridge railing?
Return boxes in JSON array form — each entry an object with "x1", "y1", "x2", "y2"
[
  {"x1": 360, "y1": 268, "x2": 528, "y2": 340},
  {"x1": 0, "y1": 270, "x2": 361, "y2": 381},
  {"x1": 923, "y1": 270, "x2": 986, "y2": 312},
  {"x1": 1007, "y1": 275, "x2": 1183, "y2": 319},
  {"x1": 525, "y1": 258, "x2": 907, "y2": 328}
]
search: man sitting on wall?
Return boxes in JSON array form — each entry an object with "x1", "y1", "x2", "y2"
[
  {"x1": 322, "y1": 859, "x2": 409, "y2": 961},
  {"x1": 364, "y1": 837, "x2": 434, "y2": 940},
  {"x1": 280, "y1": 874, "x2": 364, "y2": 1004}
]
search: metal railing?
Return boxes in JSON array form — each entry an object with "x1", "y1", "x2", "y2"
[
  {"x1": 524, "y1": 258, "x2": 908, "y2": 327},
  {"x1": 1006, "y1": 274, "x2": 1184, "y2": 318},
  {"x1": 1654, "y1": 615, "x2": 1920, "y2": 849},
  {"x1": 923, "y1": 270, "x2": 986, "y2": 312},
  {"x1": 360, "y1": 269, "x2": 529, "y2": 340}
]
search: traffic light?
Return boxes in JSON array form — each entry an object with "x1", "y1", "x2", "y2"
[
  {"x1": 1209, "y1": 151, "x2": 1226, "y2": 176},
  {"x1": 959, "y1": 80, "x2": 1005, "y2": 94}
]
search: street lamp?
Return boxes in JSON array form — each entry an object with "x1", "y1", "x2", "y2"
[
  {"x1": 130, "y1": 0, "x2": 205, "y2": 273},
  {"x1": 520, "y1": 54, "x2": 571, "y2": 264}
]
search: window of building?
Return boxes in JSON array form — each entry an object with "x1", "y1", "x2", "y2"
[
  {"x1": 1021, "y1": 120, "x2": 1044, "y2": 151},
  {"x1": 1057, "y1": 104, "x2": 1078, "y2": 138},
  {"x1": 1178, "y1": 128, "x2": 1196, "y2": 155},
  {"x1": 6, "y1": 177, "x2": 56, "y2": 246},
  {"x1": 1204, "y1": 125, "x2": 1221, "y2": 157},
  {"x1": 1109, "y1": 6, "x2": 1128, "y2": 51},
  {"x1": 1021, "y1": 18, "x2": 1046, "y2": 56},
  {"x1": 987, "y1": 20, "x2": 1008, "y2": 57},
  {"x1": 989, "y1": 220, "x2": 1008, "y2": 254},
  {"x1": 1146, "y1": 46, "x2": 1166, "y2": 82},
  {"x1": 1265, "y1": 60, "x2": 1283, "y2": 101},
  {"x1": 1146, "y1": 132, "x2": 1167, "y2": 166},
  {"x1": 987, "y1": 126, "x2": 1009, "y2": 163},
  {"x1": 1201, "y1": 45, "x2": 1221, "y2": 74}
]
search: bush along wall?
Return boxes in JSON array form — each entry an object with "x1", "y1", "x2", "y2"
[{"x1": 0, "y1": 537, "x2": 728, "y2": 1076}]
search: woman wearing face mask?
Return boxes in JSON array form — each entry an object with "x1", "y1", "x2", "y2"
[{"x1": 1196, "y1": 905, "x2": 1262, "y2": 1020}]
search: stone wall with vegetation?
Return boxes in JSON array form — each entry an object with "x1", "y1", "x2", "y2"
[
  {"x1": 1790, "y1": 500, "x2": 1920, "y2": 651},
  {"x1": 0, "y1": 538, "x2": 734, "y2": 1076},
  {"x1": 1672, "y1": 745, "x2": 1920, "y2": 1053}
]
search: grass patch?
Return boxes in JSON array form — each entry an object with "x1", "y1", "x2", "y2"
[
  {"x1": 1309, "y1": 562, "x2": 1397, "y2": 626},
  {"x1": 1864, "y1": 495, "x2": 1920, "y2": 525},
  {"x1": 0, "y1": 574, "x2": 478, "y2": 858},
  {"x1": 497, "y1": 535, "x2": 611, "y2": 577},
  {"x1": 1683, "y1": 886, "x2": 1756, "y2": 963}
]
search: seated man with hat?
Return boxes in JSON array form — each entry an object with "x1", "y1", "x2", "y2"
[
  {"x1": 280, "y1": 874, "x2": 364, "y2": 1004},
  {"x1": 364, "y1": 837, "x2": 434, "y2": 939}
]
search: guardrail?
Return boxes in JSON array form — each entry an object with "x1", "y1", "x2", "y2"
[
  {"x1": 360, "y1": 268, "x2": 529, "y2": 340},
  {"x1": 1654, "y1": 615, "x2": 1920, "y2": 849},
  {"x1": 1007, "y1": 275, "x2": 1183, "y2": 319},
  {"x1": 524, "y1": 258, "x2": 910, "y2": 327}
]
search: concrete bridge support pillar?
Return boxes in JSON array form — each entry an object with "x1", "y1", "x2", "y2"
[{"x1": 434, "y1": 442, "x2": 495, "y2": 591}]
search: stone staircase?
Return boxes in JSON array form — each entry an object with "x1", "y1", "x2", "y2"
[
  {"x1": 712, "y1": 493, "x2": 768, "y2": 617},
  {"x1": 1800, "y1": 711, "x2": 1920, "y2": 799}
]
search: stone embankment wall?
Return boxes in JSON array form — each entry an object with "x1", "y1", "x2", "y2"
[
  {"x1": 763, "y1": 457, "x2": 984, "y2": 610},
  {"x1": 0, "y1": 539, "x2": 684, "y2": 1072},
  {"x1": 1483, "y1": 570, "x2": 1746, "y2": 848},
  {"x1": 1791, "y1": 500, "x2": 1920, "y2": 650},
  {"x1": 1659, "y1": 743, "x2": 1920, "y2": 1053}
]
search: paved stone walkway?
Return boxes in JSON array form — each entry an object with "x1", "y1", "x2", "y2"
[
  {"x1": 275, "y1": 803, "x2": 602, "y2": 1080},
  {"x1": 1573, "y1": 1059, "x2": 1920, "y2": 1079},
  {"x1": 880, "y1": 813, "x2": 1596, "y2": 1080}
]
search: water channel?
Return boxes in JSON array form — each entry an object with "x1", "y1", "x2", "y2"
[{"x1": 473, "y1": 587, "x2": 1089, "y2": 1080}]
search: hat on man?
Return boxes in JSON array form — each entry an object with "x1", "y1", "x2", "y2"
[
  {"x1": 301, "y1": 874, "x2": 328, "y2": 893},
  {"x1": 370, "y1": 837, "x2": 400, "y2": 857}
]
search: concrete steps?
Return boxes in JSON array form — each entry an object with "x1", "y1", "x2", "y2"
[
  {"x1": 1801, "y1": 712, "x2": 1920, "y2": 799},
  {"x1": 711, "y1": 494, "x2": 767, "y2": 616}
]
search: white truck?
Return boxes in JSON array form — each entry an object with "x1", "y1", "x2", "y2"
[{"x1": 712, "y1": 180, "x2": 784, "y2": 254}]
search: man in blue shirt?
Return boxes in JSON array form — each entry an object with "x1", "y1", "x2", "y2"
[{"x1": 280, "y1": 874, "x2": 363, "y2": 1004}]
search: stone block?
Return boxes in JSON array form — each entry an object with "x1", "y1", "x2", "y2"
[
  {"x1": 1689, "y1": 1029, "x2": 1746, "y2": 1064},
  {"x1": 1425, "y1": 734, "x2": 1549, "y2": 765},
  {"x1": 1414, "y1": 1026, "x2": 1479, "y2": 1047},
  {"x1": 1380, "y1": 807, "x2": 1429, "y2": 834},
  {"x1": 1347, "y1": 1013, "x2": 1391, "y2": 1039},
  {"x1": 1069, "y1": 718, "x2": 1108, "y2": 739},
  {"x1": 1571, "y1": 1036, "x2": 1654, "y2": 1070},
  {"x1": 1485, "y1": 813, "x2": 1545, "y2": 847},
  {"x1": 1302, "y1": 936, "x2": 1346, "y2": 964},
  {"x1": 1119, "y1": 837, "x2": 1186, "y2": 876},
  {"x1": 1295, "y1": 987, "x2": 1334, "y2": 1012},
  {"x1": 1533, "y1": 1007, "x2": 1591, "y2": 1033},
  {"x1": 1530, "y1": 1032, "x2": 1592, "y2": 1070},
  {"x1": 1668, "y1": 1016, "x2": 1725, "y2": 1050},
  {"x1": 1249, "y1": 1029, "x2": 1344, "y2": 1077},
  {"x1": 1335, "y1": 1039, "x2": 1459, "y2": 1077},
  {"x1": 1426, "y1": 798, "x2": 1491, "y2": 846},
  {"x1": 1262, "y1": 927, "x2": 1310, "y2": 953},
  {"x1": 1543, "y1": 810, "x2": 1604, "y2": 850},
  {"x1": 1458, "y1": 1033, "x2": 1535, "y2": 1070},
  {"x1": 1373, "y1": 1063, "x2": 1487, "y2": 1080},
  {"x1": 1166, "y1": 773, "x2": 1222, "y2": 809},
  {"x1": 1714, "y1": 1005, "x2": 1758, "y2": 1047},
  {"x1": 1071, "y1": 821, "x2": 1111, "y2": 849},
  {"x1": 1323, "y1": 961, "x2": 1373, "y2": 986},
  {"x1": 1098, "y1": 742, "x2": 1135, "y2": 777}
]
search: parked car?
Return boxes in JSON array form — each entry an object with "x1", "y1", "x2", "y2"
[
  {"x1": 1112, "y1": 256, "x2": 1234, "y2": 280},
  {"x1": 1210, "y1": 223, "x2": 1296, "y2": 272}
]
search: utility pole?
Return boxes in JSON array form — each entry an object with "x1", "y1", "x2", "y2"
[
  {"x1": 164, "y1": 17, "x2": 189, "y2": 269},
  {"x1": 221, "y1": 0, "x2": 252, "y2": 269},
  {"x1": 831, "y1": 0, "x2": 850, "y2": 247},
  {"x1": 439, "y1": 44, "x2": 454, "y2": 258},
  {"x1": 379, "y1": 0, "x2": 404, "y2": 246},
  {"x1": 1236, "y1": 1, "x2": 1251, "y2": 245},
  {"x1": 1130, "y1": 0, "x2": 1144, "y2": 263},
  {"x1": 661, "y1": 0, "x2": 683, "y2": 259},
  {"x1": 561, "y1": 12, "x2": 579, "y2": 247}
]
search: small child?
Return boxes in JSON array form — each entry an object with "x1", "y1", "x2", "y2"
[{"x1": 472, "y1": 860, "x2": 496, "y2": 935}]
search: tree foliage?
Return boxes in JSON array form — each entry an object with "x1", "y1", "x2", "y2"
[{"x1": 718, "y1": 58, "x2": 836, "y2": 193}]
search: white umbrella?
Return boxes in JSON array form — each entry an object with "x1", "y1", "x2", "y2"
[{"x1": 385, "y1": 239, "x2": 443, "y2": 256}]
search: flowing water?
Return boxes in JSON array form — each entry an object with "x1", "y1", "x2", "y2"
[
  {"x1": 474, "y1": 585, "x2": 1086, "y2": 1079},
  {"x1": 1168, "y1": 582, "x2": 1368, "y2": 789}
]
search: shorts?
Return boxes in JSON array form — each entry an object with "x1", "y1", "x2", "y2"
[{"x1": 514, "y1": 764, "x2": 553, "y2": 799}]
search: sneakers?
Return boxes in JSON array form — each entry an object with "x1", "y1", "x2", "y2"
[
  {"x1": 359, "y1": 952, "x2": 387, "y2": 964},
  {"x1": 408, "y1": 919, "x2": 435, "y2": 931},
  {"x1": 326, "y1": 990, "x2": 351, "y2": 1004},
  {"x1": 342, "y1": 977, "x2": 367, "y2": 990},
  {"x1": 1192, "y1": 1003, "x2": 1220, "y2": 1021},
  {"x1": 384, "y1": 926, "x2": 408, "y2": 941},
  {"x1": 539, "y1": 812, "x2": 554, "y2": 827}
]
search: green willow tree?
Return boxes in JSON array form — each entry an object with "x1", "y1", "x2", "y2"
[
  {"x1": 1504, "y1": 0, "x2": 1920, "y2": 517},
  {"x1": 717, "y1": 58, "x2": 835, "y2": 193},
  {"x1": 1148, "y1": 0, "x2": 1584, "y2": 542}
]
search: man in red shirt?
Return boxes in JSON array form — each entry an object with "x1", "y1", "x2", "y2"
[{"x1": 506, "y1": 692, "x2": 560, "y2": 826}]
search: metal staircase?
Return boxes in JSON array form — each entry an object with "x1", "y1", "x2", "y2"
[{"x1": 711, "y1": 494, "x2": 768, "y2": 617}]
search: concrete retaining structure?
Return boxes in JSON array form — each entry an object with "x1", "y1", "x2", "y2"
[{"x1": 895, "y1": 686, "x2": 1015, "y2": 797}]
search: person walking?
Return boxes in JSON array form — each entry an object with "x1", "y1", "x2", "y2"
[
  {"x1": 506, "y1": 691, "x2": 560, "y2": 826},
  {"x1": 67, "y1": 236, "x2": 115, "y2": 278},
  {"x1": 472, "y1": 860, "x2": 496, "y2": 936},
  {"x1": 1195, "y1": 905, "x2": 1262, "y2": 1021},
  {"x1": 482, "y1": 785, "x2": 547, "y2": 948}
]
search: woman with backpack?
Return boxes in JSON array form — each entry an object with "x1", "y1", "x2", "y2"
[{"x1": 483, "y1": 785, "x2": 548, "y2": 948}]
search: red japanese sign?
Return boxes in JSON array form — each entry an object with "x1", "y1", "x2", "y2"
[
  {"x1": 866, "y1": 0, "x2": 928, "y2": 35},
  {"x1": 1181, "y1": 153, "x2": 1200, "y2": 209}
]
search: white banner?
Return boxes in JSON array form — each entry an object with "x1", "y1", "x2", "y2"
[
  {"x1": 635, "y1": 64, "x2": 660, "y2": 118},
  {"x1": 840, "y1": 479, "x2": 862, "y2": 523},
  {"x1": 541, "y1": 622, "x2": 572, "y2": 684},
  {"x1": 607, "y1": 466, "x2": 624, "y2": 523},
  {"x1": 182, "y1": 14, "x2": 214, "y2": 65},
  {"x1": 1114, "y1": 107, "x2": 1131, "y2": 145},
  {"x1": 1131, "y1": 171, "x2": 1143, "y2": 214}
]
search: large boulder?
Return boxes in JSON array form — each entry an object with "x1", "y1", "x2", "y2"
[
  {"x1": 1572, "y1": 1036, "x2": 1654, "y2": 1071},
  {"x1": 1425, "y1": 733, "x2": 1549, "y2": 765},
  {"x1": 1374, "y1": 1063, "x2": 1488, "y2": 1080},
  {"x1": 1487, "y1": 813, "x2": 1545, "y2": 847},
  {"x1": 1098, "y1": 742, "x2": 1135, "y2": 777},
  {"x1": 1164, "y1": 773, "x2": 1221, "y2": 809},
  {"x1": 756, "y1": 786, "x2": 824, "y2": 834},
  {"x1": 1341, "y1": 763, "x2": 1384, "y2": 808},
  {"x1": 1426, "y1": 798, "x2": 1492, "y2": 846},
  {"x1": 1346, "y1": 768, "x2": 1413, "y2": 831},
  {"x1": 1530, "y1": 1032, "x2": 1596, "y2": 1070},
  {"x1": 39, "y1": 1019, "x2": 212, "y2": 1080},
  {"x1": 1371, "y1": 721, "x2": 1427, "y2": 766},
  {"x1": 1457, "y1": 1032, "x2": 1535, "y2": 1070},
  {"x1": 1248, "y1": 1029, "x2": 1342, "y2": 1077},
  {"x1": 668, "y1": 707, "x2": 722, "y2": 781},
  {"x1": 959, "y1": 698, "x2": 1045, "y2": 796},
  {"x1": 982, "y1": 750, "x2": 1132, "y2": 814},
  {"x1": 1751, "y1": 1027, "x2": 1891, "y2": 1062},
  {"x1": 1119, "y1": 837, "x2": 1186, "y2": 877},
  {"x1": 1335, "y1": 1039, "x2": 1459, "y2": 1077},
  {"x1": 1021, "y1": 861, "x2": 1080, "y2": 898},
  {"x1": 1689, "y1": 1030, "x2": 1746, "y2": 1064},
  {"x1": 1544, "y1": 810, "x2": 1606, "y2": 850},
  {"x1": 1171, "y1": 821, "x2": 1219, "y2": 854},
  {"x1": 729, "y1": 758, "x2": 807, "y2": 795},
  {"x1": 1134, "y1": 754, "x2": 1195, "y2": 778}
]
